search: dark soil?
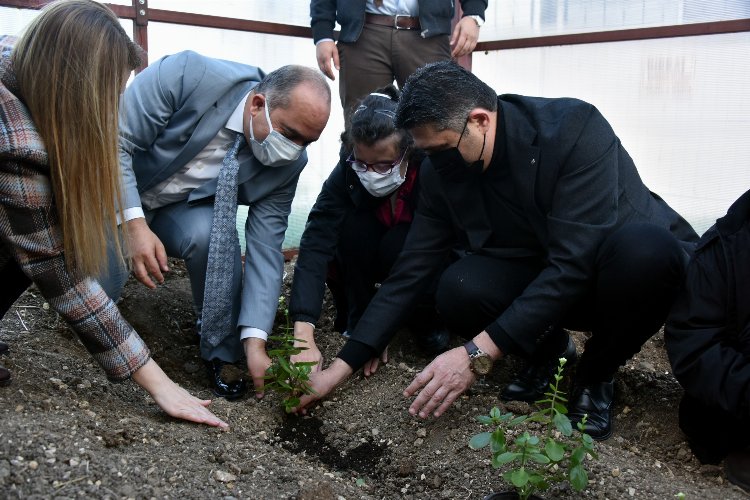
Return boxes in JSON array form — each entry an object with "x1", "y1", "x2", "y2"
[{"x1": 1, "y1": 259, "x2": 747, "y2": 499}]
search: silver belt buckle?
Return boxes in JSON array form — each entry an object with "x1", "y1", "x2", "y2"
[{"x1": 394, "y1": 14, "x2": 408, "y2": 29}]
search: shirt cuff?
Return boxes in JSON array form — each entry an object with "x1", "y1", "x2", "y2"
[
  {"x1": 117, "y1": 207, "x2": 145, "y2": 225},
  {"x1": 315, "y1": 38, "x2": 334, "y2": 45},
  {"x1": 240, "y1": 326, "x2": 268, "y2": 341}
]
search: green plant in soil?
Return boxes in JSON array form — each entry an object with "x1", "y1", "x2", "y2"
[
  {"x1": 469, "y1": 358, "x2": 597, "y2": 500},
  {"x1": 263, "y1": 296, "x2": 317, "y2": 413}
]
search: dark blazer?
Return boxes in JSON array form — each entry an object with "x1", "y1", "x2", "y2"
[
  {"x1": 340, "y1": 94, "x2": 698, "y2": 366},
  {"x1": 310, "y1": 0, "x2": 487, "y2": 43},
  {"x1": 289, "y1": 154, "x2": 421, "y2": 325},
  {"x1": 666, "y1": 189, "x2": 750, "y2": 419}
]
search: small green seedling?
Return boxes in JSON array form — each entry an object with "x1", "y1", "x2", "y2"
[
  {"x1": 263, "y1": 297, "x2": 317, "y2": 413},
  {"x1": 469, "y1": 358, "x2": 597, "y2": 500}
]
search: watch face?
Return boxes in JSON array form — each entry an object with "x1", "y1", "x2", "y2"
[{"x1": 472, "y1": 355, "x2": 493, "y2": 375}]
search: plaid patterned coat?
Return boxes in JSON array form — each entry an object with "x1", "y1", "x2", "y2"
[{"x1": 0, "y1": 36, "x2": 150, "y2": 381}]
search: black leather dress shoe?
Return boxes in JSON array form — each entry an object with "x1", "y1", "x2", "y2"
[
  {"x1": 725, "y1": 448, "x2": 750, "y2": 493},
  {"x1": 204, "y1": 359, "x2": 247, "y2": 400},
  {"x1": 500, "y1": 335, "x2": 577, "y2": 402},
  {"x1": 0, "y1": 364, "x2": 11, "y2": 386},
  {"x1": 0, "y1": 341, "x2": 8, "y2": 355},
  {"x1": 568, "y1": 380, "x2": 614, "y2": 441},
  {"x1": 416, "y1": 327, "x2": 451, "y2": 357}
]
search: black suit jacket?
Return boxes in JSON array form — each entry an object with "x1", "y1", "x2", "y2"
[
  {"x1": 339, "y1": 95, "x2": 698, "y2": 367},
  {"x1": 666, "y1": 188, "x2": 750, "y2": 418},
  {"x1": 289, "y1": 154, "x2": 422, "y2": 326}
]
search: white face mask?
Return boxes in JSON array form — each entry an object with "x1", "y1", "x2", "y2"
[
  {"x1": 249, "y1": 100, "x2": 304, "y2": 167},
  {"x1": 355, "y1": 164, "x2": 406, "y2": 197}
]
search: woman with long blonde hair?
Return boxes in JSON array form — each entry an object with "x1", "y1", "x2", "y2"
[{"x1": 0, "y1": 0, "x2": 227, "y2": 428}]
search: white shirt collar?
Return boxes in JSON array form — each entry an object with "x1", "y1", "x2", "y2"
[{"x1": 225, "y1": 91, "x2": 251, "y2": 134}]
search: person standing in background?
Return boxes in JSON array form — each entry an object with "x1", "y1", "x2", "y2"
[{"x1": 311, "y1": 0, "x2": 487, "y2": 121}]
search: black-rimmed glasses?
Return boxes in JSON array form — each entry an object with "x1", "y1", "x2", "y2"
[{"x1": 347, "y1": 149, "x2": 408, "y2": 175}]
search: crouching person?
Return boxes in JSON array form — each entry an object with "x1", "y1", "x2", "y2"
[
  {"x1": 666, "y1": 188, "x2": 750, "y2": 493},
  {"x1": 293, "y1": 62, "x2": 699, "y2": 441},
  {"x1": 288, "y1": 86, "x2": 449, "y2": 374},
  {"x1": 0, "y1": 0, "x2": 226, "y2": 428}
]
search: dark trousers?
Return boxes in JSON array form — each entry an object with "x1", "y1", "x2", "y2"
[
  {"x1": 337, "y1": 24, "x2": 450, "y2": 121},
  {"x1": 0, "y1": 258, "x2": 32, "y2": 319},
  {"x1": 329, "y1": 209, "x2": 439, "y2": 335},
  {"x1": 679, "y1": 393, "x2": 750, "y2": 464},
  {"x1": 435, "y1": 223, "x2": 689, "y2": 382}
]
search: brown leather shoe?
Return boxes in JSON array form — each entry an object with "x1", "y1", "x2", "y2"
[
  {"x1": 0, "y1": 363, "x2": 11, "y2": 386},
  {"x1": 725, "y1": 448, "x2": 750, "y2": 492}
]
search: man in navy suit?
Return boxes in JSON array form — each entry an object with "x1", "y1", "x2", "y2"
[
  {"x1": 104, "y1": 51, "x2": 331, "y2": 399},
  {"x1": 296, "y1": 61, "x2": 697, "y2": 441}
]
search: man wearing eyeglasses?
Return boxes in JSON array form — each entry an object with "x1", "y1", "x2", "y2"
[{"x1": 294, "y1": 61, "x2": 698, "y2": 442}]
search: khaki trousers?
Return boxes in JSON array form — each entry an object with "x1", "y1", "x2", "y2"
[{"x1": 337, "y1": 23, "x2": 450, "y2": 121}]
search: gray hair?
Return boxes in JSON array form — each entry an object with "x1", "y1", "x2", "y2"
[{"x1": 254, "y1": 65, "x2": 330, "y2": 109}]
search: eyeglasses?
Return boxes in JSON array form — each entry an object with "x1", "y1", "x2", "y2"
[{"x1": 347, "y1": 149, "x2": 408, "y2": 175}]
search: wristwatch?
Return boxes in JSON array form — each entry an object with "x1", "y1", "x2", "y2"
[
  {"x1": 464, "y1": 340, "x2": 493, "y2": 375},
  {"x1": 466, "y1": 14, "x2": 484, "y2": 28}
]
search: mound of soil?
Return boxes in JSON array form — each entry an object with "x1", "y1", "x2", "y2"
[{"x1": 0, "y1": 259, "x2": 746, "y2": 499}]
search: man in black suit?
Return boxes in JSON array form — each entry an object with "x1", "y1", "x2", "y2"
[{"x1": 296, "y1": 61, "x2": 697, "y2": 440}]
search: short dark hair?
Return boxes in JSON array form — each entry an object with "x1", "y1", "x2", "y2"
[
  {"x1": 255, "y1": 65, "x2": 330, "y2": 109},
  {"x1": 396, "y1": 61, "x2": 497, "y2": 133},
  {"x1": 341, "y1": 84, "x2": 412, "y2": 152}
]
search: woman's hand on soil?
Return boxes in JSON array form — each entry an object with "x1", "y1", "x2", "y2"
[
  {"x1": 290, "y1": 344, "x2": 323, "y2": 373},
  {"x1": 291, "y1": 322, "x2": 322, "y2": 372},
  {"x1": 292, "y1": 358, "x2": 353, "y2": 414},
  {"x1": 152, "y1": 384, "x2": 228, "y2": 429},
  {"x1": 132, "y1": 359, "x2": 228, "y2": 429},
  {"x1": 403, "y1": 346, "x2": 476, "y2": 419},
  {"x1": 363, "y1": 346, "x2": 388, "y2": 377}
]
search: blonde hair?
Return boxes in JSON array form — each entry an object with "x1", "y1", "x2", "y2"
[{"x1": 12, "y1": 0, "x2": 141, "y2": 276}]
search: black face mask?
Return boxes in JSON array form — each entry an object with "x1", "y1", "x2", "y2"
[{"x1": 428, "y1": 119, "x2": 486, "y2": 181}]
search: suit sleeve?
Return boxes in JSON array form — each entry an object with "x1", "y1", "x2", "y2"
[
  {"x1": 338, "y1": 165, "x2": 456, "y2": 369},
  {"x1": 310, "y1": 0, "x2": 338, "y2": 43},
  {"x1": 289, "y1": 163, "x2": 352, "y2": 325},
  {"x1": 237, "y1": 166, "x2": 302, "y2": 334},
  {"x1": 486, "y1": 105, "x2": 620, "y2": 355},
  {"x1": 118, "y1": 52, "x2": 205, "y2": 211},
  {"x1": 459, "y1": 0, "x2": 488, "y2": 17},
  {"x1": 665, "y1": 240, "x2": 750, "y2": 419},
  {"x1": 0, "y1": 160, "x2": 150, "y2": 381}
]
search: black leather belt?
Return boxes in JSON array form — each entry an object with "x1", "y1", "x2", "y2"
[{"x1": 364, "y1": 13, "x2": 421, "y2": 30}]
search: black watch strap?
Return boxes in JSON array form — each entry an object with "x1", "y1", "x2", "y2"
[{"x1": 464, "y1": 340, "x2": 481, "y2": 357}]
